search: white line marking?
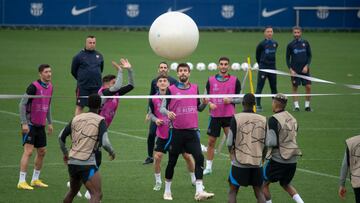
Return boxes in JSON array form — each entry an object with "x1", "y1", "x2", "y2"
[
  {"x1": 297, "y1": 168, "x2": 346, "y2": 180},
  {"x1": 0, "y1": 110, "x2": 346, "y2": 180},
  {"x1": 0, "y1": 110, "x2": 146, "y2": 141}
]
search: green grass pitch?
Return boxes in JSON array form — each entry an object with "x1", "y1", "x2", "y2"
[{"x1": 0, "y1": 29, "x2": 359, "y2": 202}]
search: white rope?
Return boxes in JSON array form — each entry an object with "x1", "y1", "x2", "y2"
[{"x1": 0, "y1": 93, "x2": 352, "y2": 99}]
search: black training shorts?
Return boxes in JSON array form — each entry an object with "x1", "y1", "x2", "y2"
[{"x1": 22, "y1": 124, "x2": 46, "y2": 148}]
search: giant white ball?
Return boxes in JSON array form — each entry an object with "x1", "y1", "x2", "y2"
[{"x1": 149, "y1": 12, "x2": 199, "y2": 60}]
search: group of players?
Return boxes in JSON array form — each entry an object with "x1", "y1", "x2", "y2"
[
  {"x1": 15, "y1": 29, "x2": 360, "y2": 203},
  {"x1": 255, "y1": 26, "x2": 312, "y2": 112}
]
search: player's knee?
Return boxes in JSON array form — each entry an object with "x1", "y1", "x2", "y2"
[
  {"x1": 38, "y1": 148, "x2": 47, "y2": 157},
  {"x1": 182, "y1": 153, "x2": 192, "y2": 160},
  {"x1": 208, "y1": 141, "x2": 215, "y2": 148},
  {"x1": 280, "y1": 183, "x2": 290, "y2": 189},
  {"x1": 154, "y1": 153, "x2": 162, "y2": 161},
  {"x1": 23, "y1": 149, "x2": 33, "y2": 157},
  {"x1": 208, "y1": 138, "x2": 216, "y2": 147}
]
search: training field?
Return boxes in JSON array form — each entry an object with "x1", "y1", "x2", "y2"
[{"x1": 0, "y1": 29, "x2": 359, "y2": 202}]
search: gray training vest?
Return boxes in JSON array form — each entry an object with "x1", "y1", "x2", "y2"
[
  {"x1": 346, "y1": 135, "x2": 360, "y2": 188},
  {"x1": 69, "y1": 112, "x2": 103, "y2": 161},
  {"x1": 268, "y1": 111, "x2": 302, "y2": 160},
  {"x1": 233, "y1": 112, "x2": 267, "y2": 166}
]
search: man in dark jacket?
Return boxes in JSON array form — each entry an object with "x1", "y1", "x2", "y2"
[
  {"x1": 286, "y1": 27, "x2": 312, "y2": 112},
  {"x1": 255, "y1": 26, "x2": 278, "y2": 112},
  {"x1": 71, "y1": 35, "x2": 104, "y2": 115}
]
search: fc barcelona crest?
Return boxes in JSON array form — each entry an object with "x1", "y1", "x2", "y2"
[
  {"x1": 221, "y1": 5, "x2": 234, "y2": 19},
  {"x1": 127, "y1": 4, "x2": 139, "y2": 18},
  {"x1": 30, "y1": 3, "x2": 43, "y2": 17}
]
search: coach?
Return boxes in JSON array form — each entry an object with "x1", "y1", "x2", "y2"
[
  {"x1": 71, "y1": 35, "x2": 104, "y2": 115},
  {"x1": 286, "y1": 26, "x2": 312, "y2": 112}
]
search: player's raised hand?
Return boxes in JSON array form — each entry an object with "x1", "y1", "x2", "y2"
[
  {"x1": 119, "y1": 58, "x2": 132, "y2": 69},
  {"x1": 111, "y1": 61, "x2": 122, "y2": 70}
]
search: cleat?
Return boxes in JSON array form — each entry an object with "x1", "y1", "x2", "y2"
[
  {"x1": 17, "y1": 181, "x2": 34, "y2": 190},
  {"x1": 305, "y1": 107, "x2": 313, "y2": 112},
  {"x1": 67, "y1": 181, "x2": 82, "y2": 197},
  {"x1": 256, "y1": 106, "x2": 263, "y2": 112},
  {"x1": 194, "y1": 191, "x2": 215, "y2": 201},
  {"x1": 30, "y1": 179, "x2": 48, "y2": 188},
  {"x1": 143, "y1": 157, "x2": 154, "y2": 165},
  {"x1": 203, "y1": 168, "x2": 212, "y2": 175},
  {"x1": 293, "y1": 107, "x2": 300, "y2": 112},
  {"x1": 84, "y1": 190, "x2": 91, "y2": 199},
  {"x1": 153, "y1": 182, "x2": 162, "y2": 191},
  {"x1": 163, "y1": 192, "x2": 173, "y2": 200}
]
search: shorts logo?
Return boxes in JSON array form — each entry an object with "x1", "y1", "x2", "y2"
[
  {"x1": 127, "y1": 4, "x2": 139, "y2": 18},
  {"x1": 30, "y1": 3, "x2": 43, "y2": 17},
  {"x1": 221, "y1": 5, "x2": 234, "y2": 19}
]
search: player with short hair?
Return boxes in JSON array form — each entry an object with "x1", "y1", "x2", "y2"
[
  {"x1": 160, "y1": 63, "x2": 214, "y2": 201},
  {"x1": 59, "y1": 94, "x2": 115, "y2": 203},
  {"x1": 339, "y1": 134, "x2": 360, "y2": 203},
  {"x1": 255, "y1": 26, "x2": 278, "y2": 112},
  {"x1": 143, "y1": 62, "x2": 177, "y2": 165},
  {"x1": 263, "y1": 93, "x2": 304, "y2": 203},
  {"x1": 286, "y1": 26, "x2": 313, "y2": 112},
  {"x1": 203, "y1": 56, "x2": 241, "y2": 175},
  {"x1": 227, "y1": 93, "x2": 267, "y2": 203},
  {"x1": 18, "y1": 64, "x2": 53, "y2": 190},
  {"x1": 71, "y1": 35, "x2": 104, "y2": 115},
  {"x1": 77, "y1": 58, "x2": 134, "y2": 199},
  {"x1": 98, "y1": 58, "x2": 134, "y2": 127},
  {"x1": 148, "y1": 75, "x2": 196, "y2": 191}
]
